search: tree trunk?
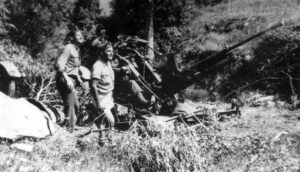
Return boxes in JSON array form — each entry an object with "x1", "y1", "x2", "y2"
[{"x1": 147, "y1": 0, "x2": 154, "y2": 62}]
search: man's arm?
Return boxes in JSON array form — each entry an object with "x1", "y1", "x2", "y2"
[
  {"x1": 91, "y1": 79, "x2": 101, "y2": 111},
  {"x1": 91, "y1": 62, "x2": 102, "y2": 111},
  {"x1": 55, "y1": 46, "x2": 70, "y2": 72},
  {"x1": 55, "y1": 45, "x2": 74, "y2": 90}
]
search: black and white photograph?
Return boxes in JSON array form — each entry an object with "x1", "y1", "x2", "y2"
[{"x1": 1, "y1": 0, "x2": 300, "y2": 171}]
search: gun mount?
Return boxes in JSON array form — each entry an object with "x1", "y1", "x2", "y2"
[{"x1": 112, "y1": 19, "x2": 287, "y2": 115}]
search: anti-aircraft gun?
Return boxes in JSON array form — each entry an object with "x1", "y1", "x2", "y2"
[
  {"x1": 78, "y1": 19, "x2": 292, "y2": 137},
  {"x1": 113, "y1": 19, "x2": 287, "y2": 117}
]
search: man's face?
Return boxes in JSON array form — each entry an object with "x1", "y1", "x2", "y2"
[
  {"x1": 105, "y1": 47, "x2": 113, "y2": 60},
  {"x1": 75, "y1": 31, "x2": 84, "y2": 44}
]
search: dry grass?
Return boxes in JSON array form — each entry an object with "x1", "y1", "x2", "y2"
[
  {"x1": 0, "y1": 106, "x2": 300, "y2": 171},
  {"x1": 106, "y1": 106, "x2": 300, "y2": 171},
  {"x1": 0, "y1": 126, "x2": 123, "y2": 172}
]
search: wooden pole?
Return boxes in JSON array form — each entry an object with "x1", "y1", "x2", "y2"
[{"x1": 147, "y1": 0, "x2": 154, "y2": 62}]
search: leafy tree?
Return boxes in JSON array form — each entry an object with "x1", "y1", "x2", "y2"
[
  {"x1": 108, "y1": 0, "x2": 197, "y2": 57},
  {"x1": 72, "y1": 0, "x2": 104, "y2": 40},
  {"x1": 0, "y1": 0, "x2": 76, "y2": 98},
  {"x1": 194, "y1": 0, "x2": 225, "y2": 7},
  {"x1": 0, "y1": 0, "x2": 13, "y2": 38},
  {"x1": 109, "y1": 0, "x2": 192, "y2": 36},
  {"x1": 5, "y1": 0, "x2": 75, "y2": 57}
]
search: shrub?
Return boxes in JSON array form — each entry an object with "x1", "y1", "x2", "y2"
[
  {"x1": 108, "y1": 120, "x2": 299, "y2": 171},
  {"x1": 182, "y1": 85, "x2": 210, "y2": 101}
]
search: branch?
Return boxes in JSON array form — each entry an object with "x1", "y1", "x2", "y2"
[
  {"x1": 222, "y1": 77, "x2": 282, "y2": 99},
  {"x1": 281, "y1": 71, "x2": 295, "y2": 95},
  {"x1": 270, "y1": 62, "x2": 300, "y2": 75},
  {"x1": 24, "y1": 80, "x2": 37, "y2": 95},
  {"x1": 35, "y1": 75, "x2": 55, "y2": 101},
  {"x1": 290, "y1": 77, "x2": 300, "y2": 81}
]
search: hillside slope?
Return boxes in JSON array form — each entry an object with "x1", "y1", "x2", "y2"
[{"x1": 179, "y1": 0, "x2": 300, "y2": 103}]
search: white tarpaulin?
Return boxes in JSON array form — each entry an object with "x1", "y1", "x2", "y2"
[{"x1": 0, "y1": 92, "x2": 57, "y2": 140}]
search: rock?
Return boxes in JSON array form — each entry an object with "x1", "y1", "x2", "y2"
[
  {"x1": 275, "y1": 100, "x2": 286, "y2": 108},
  {"x1": 18, "y1": 165, "x2": 33, "y2": 172},
  {"x1": 272, "y1": 131, "x2": 288, "y2": 141},
  {"x1": 251, "y1": 95, "x2": 275, "y2": 107},
  {"x1": 246, "y1": 94, "x2": 264, "y2": 104},
  {"x1": 10, "y1": 143, "x2": 34, "y2": 152},
  {"x1": 264, "y1": 100, "x2": 275, "y2": 108},
  {"x1": 244, "y1": 54, "x2": 253, "y2": 61}
]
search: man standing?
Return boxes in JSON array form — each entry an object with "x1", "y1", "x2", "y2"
[
  {"x1": 90, "y1": 43, "x2": 115, "y2": 144},
  {"x1": 55, "y1": 28, "x2": 84, "y2": 133}
]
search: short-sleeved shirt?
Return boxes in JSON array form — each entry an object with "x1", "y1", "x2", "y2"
[
  {"x1": 55, "y1": 44, "x2": 81, "y2": 76},
  {"x1": 91, "y1": 59, "x2": 114, "y2": 95}
]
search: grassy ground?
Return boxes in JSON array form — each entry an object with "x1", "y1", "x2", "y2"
[
  {"x1": 1, "y1": 104, "x2": 299, "y2": 171},
  {"x1": 0, "y1": 126, "x2": 123, "y2": 172}
]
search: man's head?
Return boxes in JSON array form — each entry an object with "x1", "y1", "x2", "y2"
[
  {"x1": 68, "y1": 28, "x2": 84, "y2": 44},
  {"x1": 75, "y1": 30, "x2": 84, "y2": 44},
  {"x1": 102, "y1": 43, "x2": 113, "y2": 61}
]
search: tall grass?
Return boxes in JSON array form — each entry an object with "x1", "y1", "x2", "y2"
[{"x1": 108, "y1": 117, "x2": 299, "y2": 171}]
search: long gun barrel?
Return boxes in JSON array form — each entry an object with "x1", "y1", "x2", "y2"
[
  {"x1": 160, "y1": 19, "x2": 289, "y2": 96},
  {"x1": 187, "y1": 19, "x2": 286, "y2": 70}
]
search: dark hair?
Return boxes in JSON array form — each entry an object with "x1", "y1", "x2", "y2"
[
  {"x1": 95, "y1": 24, "x2": 105, "y2": 36},
  {"x1": 104, "y1": 42, "x2": 113, "y2": 50},
  {"x1": 66, "y1": 25, "x2": 81, "y2": 42},
  {"x1": 99, "y1": 42, "x2": 113, "y2": 58}
]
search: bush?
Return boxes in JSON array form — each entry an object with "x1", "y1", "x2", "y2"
[
  {"x1": 182, "y1": 85, "x2": 210, "y2": 101},
  {"x1": 108, "y1": 120, "x2": 299, "y2": 171}
]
